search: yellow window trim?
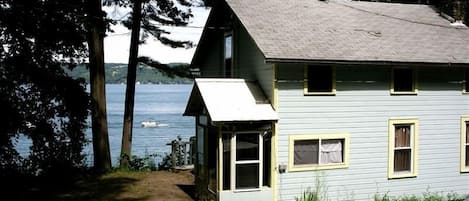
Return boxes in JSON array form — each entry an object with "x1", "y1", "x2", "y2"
[
  {"x1": 390, "y1": 68, "x2": 418, "y2": 95},
  {"x1": 288, "y1": 133, "x2": 350, "y2": 172},
  {"x1": 388, "y1": 118, "x2": 419, "y2": 179},
  {"x1": 303, "y1": 65, "x2": 337, "y2": 96},
  {"x1": 461, "y1": 116, "x2": 469, "y2": 173}
]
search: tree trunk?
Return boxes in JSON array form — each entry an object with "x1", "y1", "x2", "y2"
[
  {"x1": 86, "y1": 0, "x2": 112, "y2": 172},
  {"x1": 120, "y1": 0, "x2": 143, "y2": 169}
]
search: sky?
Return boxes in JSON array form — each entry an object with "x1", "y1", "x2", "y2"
[{"x1": 103, "y1": 5, "x2": 210, "y2": 64}]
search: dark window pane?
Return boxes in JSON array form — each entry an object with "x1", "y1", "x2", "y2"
[
  {"x1": 225, "y1": 58, "x2": 232, "y2": 78},
  {"x1": 466, "y1": 145, "x2": 469, "y2": 167},
  {"x1": 224, "y1": 35, "x2": 232, "y2": 78},
  {"x1": 394, "y1": 69, "x2": 413, "y2": 92},
  {"x1": 394, "y1": 149, "x2": 411, "y2": 172},
  {"x1": 466, "y1": 122, "x2": 469, "y2": 143},
  {"x1": 307, "y1": 66, "x2": 333, "y2": 92},
  {"x1": 236, "y1": 163, "x2": 259, "y2": 189},
  {"x1": 294, "y1": 140, "x2": 319, "y2": 165},
  {"x1": 263, "y1": 135, "x2": 271, "y2": 187},
  {"x1": 223, "y1": 134, "x2": 231, "y2": 190},
  {"x1": 236, "y1": 134, "x2": 259, "y2": 161},
  {"x1": 395, "y1": 125, "x2": 411, "y2": 147},
  {"x1": 208, "y1": 127, "x2": 217, "y2": 191}
]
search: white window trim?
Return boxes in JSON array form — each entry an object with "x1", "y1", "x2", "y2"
[
  {"x1": 388, "y1": 118, "x2": 419, "y2": 179},
  {"x1": 461, "y1": 116, "x2": 469, "y2": 173},
  {"x1": 303, "y1": 65, "x2": 337, "y2": 96},
  {"x1": 231, "y1": 131, "x2": 263, "y2": 192},
  {"x1": 288, "y1": 133, "x2": 350, "y2": 172}
]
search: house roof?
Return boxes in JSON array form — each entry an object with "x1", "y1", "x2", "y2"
[
  {"x1": 222, "y1": 0, "x2": 469, "y2": 65},
  {"x1": 183, "y1": 78, "x2": 278, "y2": 122}
]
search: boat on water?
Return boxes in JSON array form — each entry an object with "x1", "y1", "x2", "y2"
[{"x1": 141, "y1": 120, "x2": 168, "y2": 128}]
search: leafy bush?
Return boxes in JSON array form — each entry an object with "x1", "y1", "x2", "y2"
[{"x1": 374, "y1": 191, "x2": 467, "y2": 201}]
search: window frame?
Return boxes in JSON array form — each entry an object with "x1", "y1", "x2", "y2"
[
  {"x1": 303, "y1": 65, "x2": 336, "y2": 96},
  {"x1": 288, "y1": 133, "x2": 349, "y2": 172},
  {"x1": 388, "y1": 118, "x2": 419, "y2": 179},
  {"x1": 224, "y1": 32, "x2": 233, "y2": 78},
  {"x1": 461, "y1": 116, "x2": 469, "y2": 173},
  {"x1": 390, "y1": 68, "x2": 418, "y2": 95},
  {"x1": 231, "y1": 131, "x2": 263, "y2": 191}
]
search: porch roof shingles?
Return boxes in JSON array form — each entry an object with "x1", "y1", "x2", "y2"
[
  {"x1": 225, "y1": 0, "x2": 469, "y2": 64},
  {"x1": 183, "y1": 79, "x2": 278, "y2": 122}
]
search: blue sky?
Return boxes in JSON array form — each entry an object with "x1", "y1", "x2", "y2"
[{"x1": 103, "y1": 6, "x2": 210, "y2": 64}]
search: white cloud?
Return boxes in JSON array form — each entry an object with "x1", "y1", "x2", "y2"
[{"x1": 103, "y1": 6, "x2": 210, "y2": 64}]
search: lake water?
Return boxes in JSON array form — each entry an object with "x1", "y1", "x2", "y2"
[
  {"x1": 87, "y1": 84, "x2": 195, "y2": 165},
  {"x1": 16, "y1": 84, "x2": 194, "y2": 166}
]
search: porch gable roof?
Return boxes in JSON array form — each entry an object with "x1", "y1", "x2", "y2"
[{"x1": 183, "y1": 78, "x2": 278, "y2": 122}]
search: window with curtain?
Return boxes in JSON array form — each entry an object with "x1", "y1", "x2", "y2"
[
  {"x1": 292, "y1": 138, "x2": 345, "y2": 167},
  {"x1": 394, "y1": 125, "x2": 412, "y2": 172},
  {"x1": 388, "y1": 118, "x2": 418, "y2": 179},
  {"x1": 305, "y1": 65, "x2": 334, "y2": 94},
  {"x1": 465, "y1": 121, "x2": 469, "y2": 168}
]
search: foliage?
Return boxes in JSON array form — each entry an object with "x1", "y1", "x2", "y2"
[
  {"x1": 295, "y1": 172, "x2": 328, "y2": 201},
  {"x1": 0, "y1": 0, "x2": 90, "y2": 177},
  {"x1": 64, "y1": 63, "x2": 192, "y2": 84},
  {"x1": 374, "y1": 191, "x2": 467, "y2": 201}
]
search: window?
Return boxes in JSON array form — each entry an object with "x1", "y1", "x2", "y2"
[
  {"x1": 391, "y1": 68, "x2": 417, "y2": 94},
  {"x1": 461, "y1": 116, "x2": 469, "y2": 173},
  {"x1": 304, "y1": 65, "x2": 335, "y2": 95},
  {"x1": 464, "y1": 69, "x2": 469, "y2": 93},
  {"x1": 224, "y1": 34, "x2": 233, "y2": 78},
  {"x1": 388, "y1": 118, "x2": 418, "y2": 179},
  {"x1": 222, "y1": 133, "x2": 231, "y2": 190},
  {"x1": 234, "y1": 133, "x2": 261, "y2": 190},
  {"x1": 289, "y1": 134, "x2": 349, "y2": 172}
]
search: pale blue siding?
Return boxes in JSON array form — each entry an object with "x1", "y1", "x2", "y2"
[{"x1": 276, "y1": 65, "x2": 469, "y2": 201}]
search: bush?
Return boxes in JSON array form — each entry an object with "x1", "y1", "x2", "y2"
[{"x1": 374, "y1": 191, "x2": 467, "y2": 201}]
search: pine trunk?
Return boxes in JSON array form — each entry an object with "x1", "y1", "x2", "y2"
[
  {"x1": 86, "y1": 0, "x2": 112, "y2": 172},
  {"x1": 120, "y1": 0, "x2": 143, "y2": 169}
]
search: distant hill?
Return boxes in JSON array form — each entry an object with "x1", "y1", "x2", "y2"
[{"x1": 64, "y1": 63, "x2": 193, "y2": 84}]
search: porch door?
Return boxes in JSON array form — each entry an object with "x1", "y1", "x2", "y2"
[{"x1": 232, "y1": 132, "x2": 262, "y2": 190}]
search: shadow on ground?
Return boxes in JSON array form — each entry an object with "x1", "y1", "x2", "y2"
[
  {"x1": 177, "y1": 184, "x2": 196, "y2": 200},
  {"x1": 3, "y1": 174, "x2": 147, "y2": 201}
]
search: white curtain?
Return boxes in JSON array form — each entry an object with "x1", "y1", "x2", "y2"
[{"x1": 320, "y1": 139, "x2": 343, "y2": 164}]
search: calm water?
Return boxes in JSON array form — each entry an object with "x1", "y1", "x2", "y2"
[
  {"x1": 17, "y1": 84, "x2": 195, "y2": 166},
  {"x1": 90, "y1": 84, "x2": 195, "y2": 165}
]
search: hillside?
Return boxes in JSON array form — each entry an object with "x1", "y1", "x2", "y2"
[{"x1": 65, "y1": 63, "x2": 192, "y2": 84}]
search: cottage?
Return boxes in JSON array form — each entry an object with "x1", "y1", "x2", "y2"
[{"x1": 183, "y1": 0, "x2": 469, "y2": 200}]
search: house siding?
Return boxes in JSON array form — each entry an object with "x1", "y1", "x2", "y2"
[
  {"x1": 235, "y1": 22, "x2": 273, "y2": 102},
  {"x1": 276, "y1": 64, "x2": 469, "y2": 201}
]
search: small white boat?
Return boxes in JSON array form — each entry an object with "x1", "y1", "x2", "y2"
[{"x1": 141, "y1": 120, "x2": 159, "y2": 128}]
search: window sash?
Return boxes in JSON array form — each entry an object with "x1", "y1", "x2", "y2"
[
  {"x1": 293, "y1": 138, "x2": 344, "y2": 166},
  {"x1": 233, "y1": 132, "x2": 262, "y2": 190},
  {"x1": 390, "y1": 122, "x2": 415, "y2": 176},
  {"x1": 305, "y1": 66, "x2": 334, "y2": 94}
]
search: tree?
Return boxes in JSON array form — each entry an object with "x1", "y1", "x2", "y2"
[
  {"x1": 103, "y1": 0, "x2": 195, "y2": 169},
  {"x1": 85, "y1": 0, "x2": 113, "y2": 172},
  {"x1": 0, "y1": 0, "x2": 89, "y2": 177}
]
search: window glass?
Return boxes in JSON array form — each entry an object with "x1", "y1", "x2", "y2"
[
  {"x1": 466, "y1": 122, "x2": 469, "y2": 167},
  {"x1": 235, "y1": 163, "x2": 259, "y2": 189},
  {"x1": 197, "y1": 126, "x2": 205, "y2": 165},
  {"x1": 307, "y1": 66, "x2": 333, "y2": 93},
  {"x1": 294, "y1": 140, "x2": 319, "y2": 165},
  {"x1": 224, "y1": 35, "x2": 232, "y2": 78},
  {"x1": 465, "y1": 69, "x2": 469, "y2": 92},
  {"x1": 394, "y1": 69, "x2": 414, "y2": 92},
  {"x1": 320, "y1": 139, "x2": 343, "y2": 164},
  {"x1": 393, "y1": 124, "x2": 412, "y2": 172},
  {"x1": 222, "y1": 133, "x2": 231, "y2": 190},
  {"x1": 236, "y1": 134, "x2": 259, "y2": 161},
  {"x1": 263, "y1": 134, "x2": 271, "y2": 187}
]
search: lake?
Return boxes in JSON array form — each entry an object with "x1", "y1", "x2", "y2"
[{"x1": 87, "y1": 84, "x2": 195, "y2": 165}]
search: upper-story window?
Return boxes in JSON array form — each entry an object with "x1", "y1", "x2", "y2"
[
  {"x1": 461, "y1": 116, "x2": 469, "y2": 173},
  {"x1": 391, "y1": 68, "x2": 417, "y2": 95},
  {"x1": 304, "y1": 65, "x2": 336, "y2": 95},
  {"x1": 224, "y1": 33, "x2": 233, "y2": 78}
]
